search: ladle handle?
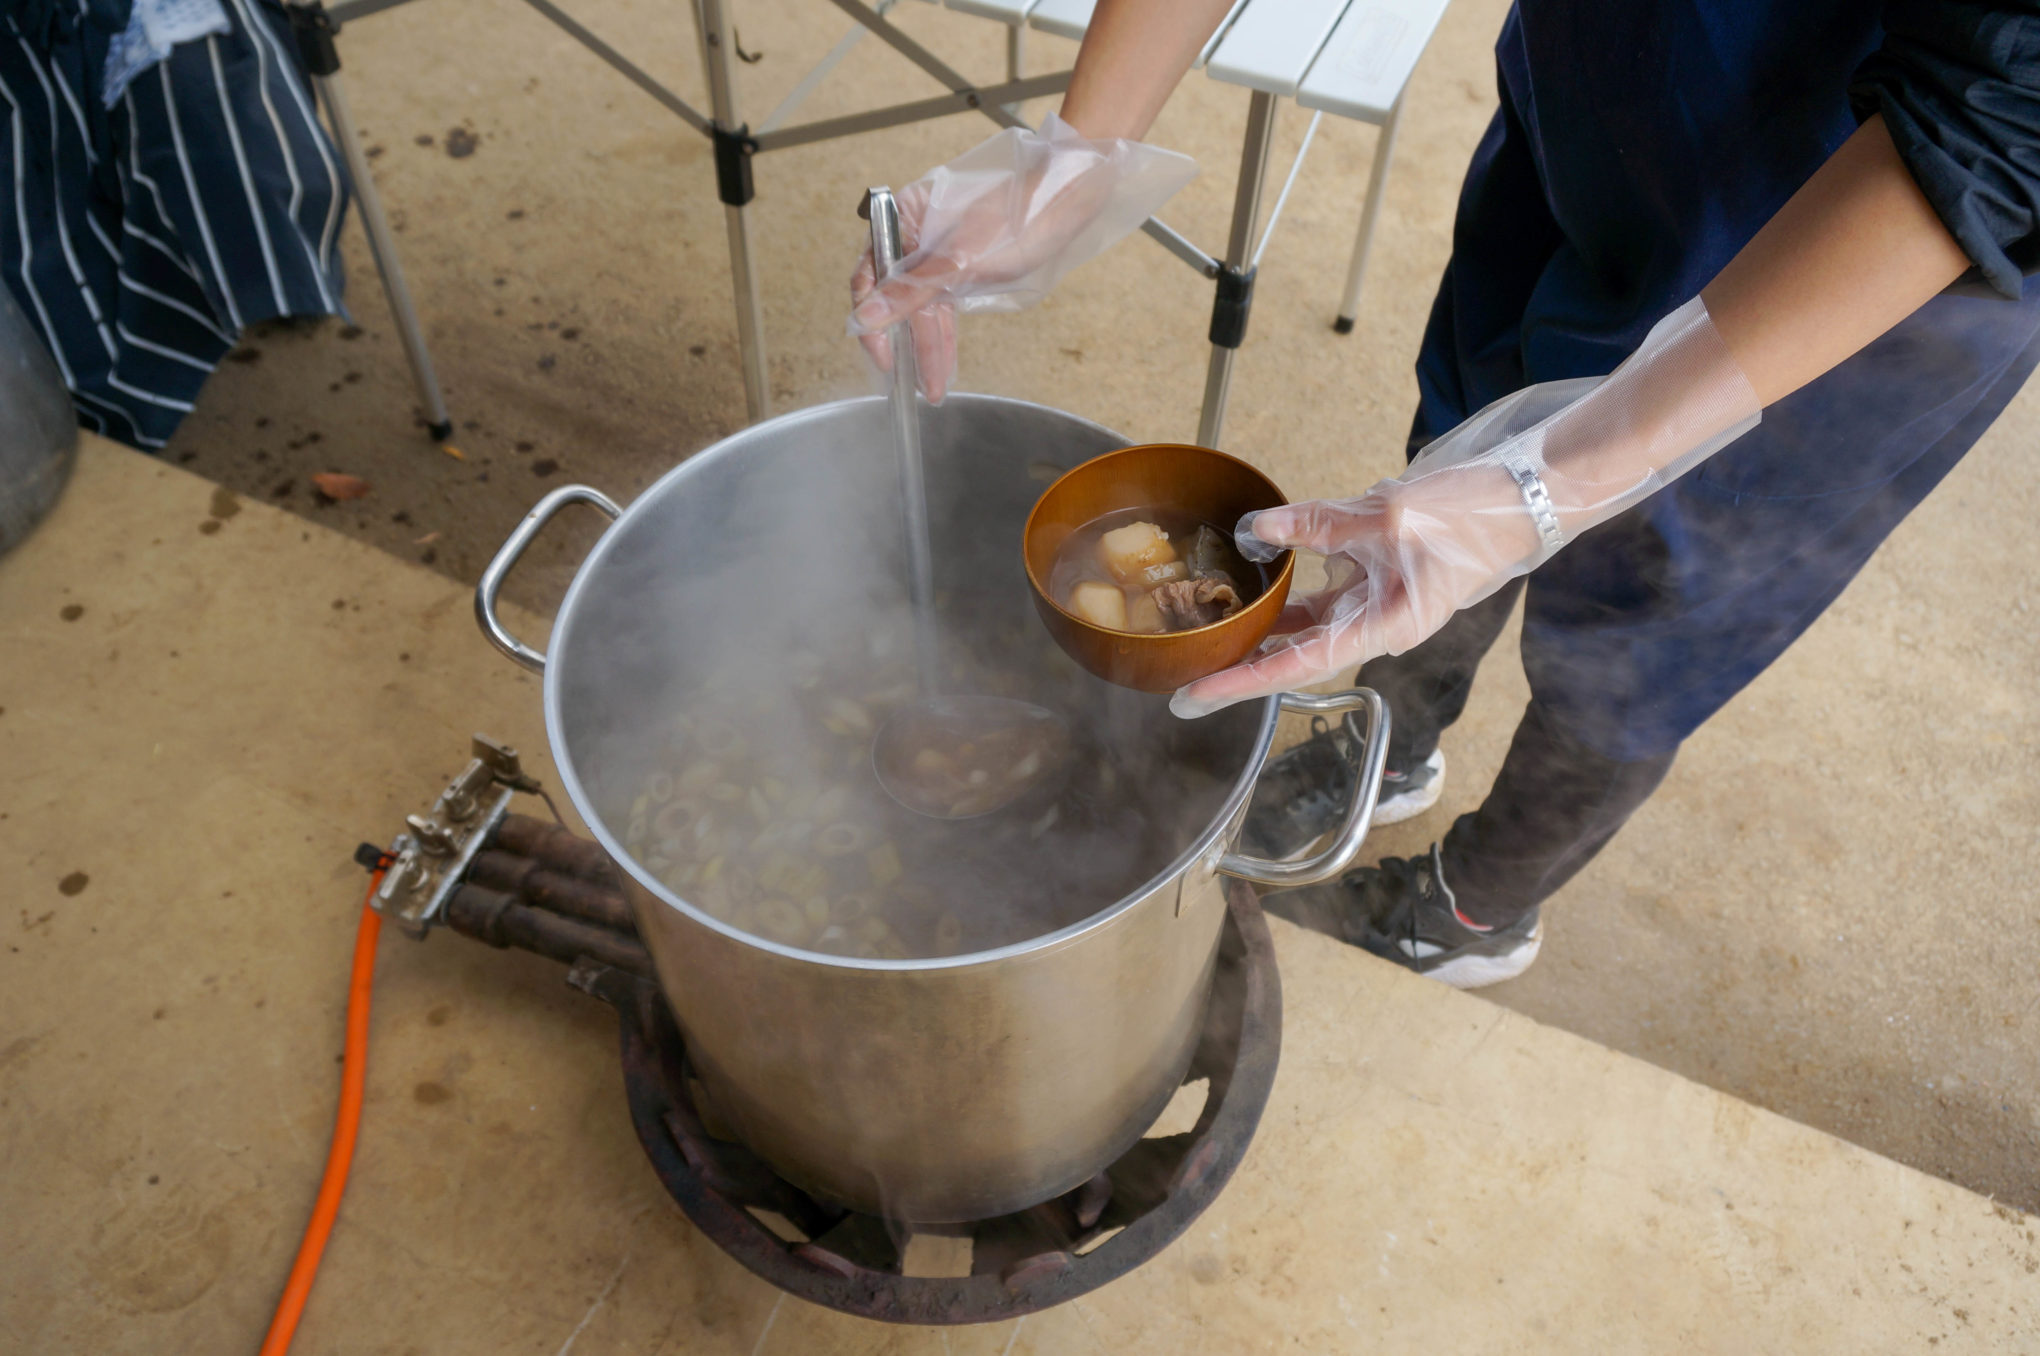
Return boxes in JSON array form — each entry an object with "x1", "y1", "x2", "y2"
[
  {"x1": 864, "y1": 187, "x2": 942, "y2": 694},
  {"x1": 863, "y1": 188, "x2": 919, "y2": 404},
  {"x1": 476, "y1": 484, "x2": 621, "y2": 673},
  {"x1": 1218, "y1": 688, "x2": 1390, "y2": 888}
]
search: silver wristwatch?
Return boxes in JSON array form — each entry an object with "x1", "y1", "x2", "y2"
[{"x1": 1505, "y1": 458, "x2": 1566, "y2": 556}]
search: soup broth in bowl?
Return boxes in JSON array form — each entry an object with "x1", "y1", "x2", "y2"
[{"x1": 1048, "y1": 509, "x2": 1268, "y2": 634}]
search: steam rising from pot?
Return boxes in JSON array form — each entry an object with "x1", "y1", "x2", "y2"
[{"x1": 548, "y1": 398, "x2": 1267, "y2": 962}]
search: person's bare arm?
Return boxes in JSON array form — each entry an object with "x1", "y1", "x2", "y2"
[
  {"x1": 1058, "y1": 0, "x2": 1238, "y2": 140},
  {"x1": 1702, "y1": 114, "x2": 1972, "y2": 407},
  {"x1": 1547, "y1": 112, "x2": 1974, "y2": 504}
]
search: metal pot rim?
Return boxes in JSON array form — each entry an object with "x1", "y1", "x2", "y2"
[{"x1": 542, "y1": 393, "x2": 1279, "y2": 975}]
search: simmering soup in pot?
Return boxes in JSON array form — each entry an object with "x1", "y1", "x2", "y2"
[
  {"x1": 1048, "y1": 509, "x2": 1265, "y2": 633},
  {"x1": 614, "y1": 604, "x2": 1236, "y2": 962}
]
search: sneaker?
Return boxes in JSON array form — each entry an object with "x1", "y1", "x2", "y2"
[
  {"x1": 1374, "y1": 748, "x2": 1448, "y2": 826},
  {"x1": 1262, "y1": 843, "x2": 1542, "y2": 989},
  {"x1": 1239, "y1": 716, "x2": 1447, "y2": 859}
]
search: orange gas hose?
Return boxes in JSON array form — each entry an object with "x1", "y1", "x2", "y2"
[{"x1": 258, "y1": 866, "x2": 386, "y2": 1356}]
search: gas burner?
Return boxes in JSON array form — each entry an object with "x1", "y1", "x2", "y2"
[{"x1": 406, "y1": 808, "x2": 1282, "y2": 1326}]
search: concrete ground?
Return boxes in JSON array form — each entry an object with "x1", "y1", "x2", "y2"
[
  {"x1": 8, "y1": 442, "x2": 2038, "y2": 1352},
  {"x1": 163, "y1": 0, "x2": 2040, "y2": 1210}
]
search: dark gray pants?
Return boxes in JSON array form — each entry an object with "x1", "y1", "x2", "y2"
[{"x1": 1357, "y1": 578, "x2": 1677, "y2": 929}]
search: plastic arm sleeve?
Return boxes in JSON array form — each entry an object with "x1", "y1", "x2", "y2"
[
  {"x1": 1169, "y1": 296, "x2": 1762, "y2": 718},
  {"x1": 847, "y1": 114, "x2": 1196, "y2": 398}
]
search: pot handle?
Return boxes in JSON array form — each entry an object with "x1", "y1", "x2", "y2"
[
  {"x1": 475, "y1": 484, "x2": 621, "y2": 674},
  {"x1": 1217, "y1": 688, "x2": 1390, "y2": 889}
]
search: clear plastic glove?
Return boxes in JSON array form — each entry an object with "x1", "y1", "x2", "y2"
[
  {"x1": 1172, "y1": 297, "x2": 1764, "y2": 718},
  {"x1": 848, "y1": 113, "x2": 1196, "y2": 402}
]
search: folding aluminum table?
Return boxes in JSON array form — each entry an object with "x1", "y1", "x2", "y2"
[{"x1": 308, "y1": 0, "x2": 1451, "y2": 445}]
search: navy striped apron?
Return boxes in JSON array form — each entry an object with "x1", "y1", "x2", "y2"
[{"x1": 0, "y1": 0, "x2": 348, "y2": 449}]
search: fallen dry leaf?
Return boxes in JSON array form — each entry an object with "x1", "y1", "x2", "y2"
[
  {"x1": 412, "y1": 531, "x2": 442, "y2": 546},
  {"x1": 311, "y1": 472, "x2": 372, "y2": 501}
]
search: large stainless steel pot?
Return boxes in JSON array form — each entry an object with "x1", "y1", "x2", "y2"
[{"x1": 477, "y1": 394, "x2": 1387, "y2": 1223}]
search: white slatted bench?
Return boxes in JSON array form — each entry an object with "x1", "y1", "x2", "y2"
[{"x1": 318, "y1": 0, "x2": 1451, "y2": 444}]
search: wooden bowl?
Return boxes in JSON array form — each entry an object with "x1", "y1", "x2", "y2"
[{"x1": 1023, "y1": 444, "x2": 1294, "y2": 693}]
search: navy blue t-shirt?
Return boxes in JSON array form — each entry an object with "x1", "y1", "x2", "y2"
[
  {"x1": 1501, "y1": 2, "x2": 1878, "y2": 337},
  {"x1": 1422, "y1": 0, "x2": 2040, "y2": 418}
]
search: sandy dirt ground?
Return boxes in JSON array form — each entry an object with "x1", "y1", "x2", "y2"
[{"x1": 160, "y1": 0, "x2": 2039, "y2": 1211}]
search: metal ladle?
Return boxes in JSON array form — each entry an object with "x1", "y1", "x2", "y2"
[{"x1": 860, "y1": 187, "x2": 1069, "y2": 820}]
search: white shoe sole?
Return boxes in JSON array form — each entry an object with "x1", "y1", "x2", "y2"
[
  {"x1": 1421, "y1": 923, "x2": 1542, "y2": 990},
  {"x1": 1370, "y1": 749, "x2": 1447, "y2": 827}
]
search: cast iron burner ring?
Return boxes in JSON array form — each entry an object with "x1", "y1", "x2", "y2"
[{"x1": 438, "y1": 816, "x2": 1283, "y2": 1326}]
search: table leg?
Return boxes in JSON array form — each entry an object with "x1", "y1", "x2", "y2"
[
  {"x1": 1334, "y1": 94, "x2": 1402, "y2": 336},
  {"x1": 696, "y1": 0, "x2": 770, "y2": 422},
  {"x1": 1001, "y1": 21, "x2": 1027, "y2": 114},
  {"x1": 316, "y1": 71, "x2": 453, "y2": 440},
  {"x1": 1196, "y1": 88, "x2": 1279, "y2": 449}
]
